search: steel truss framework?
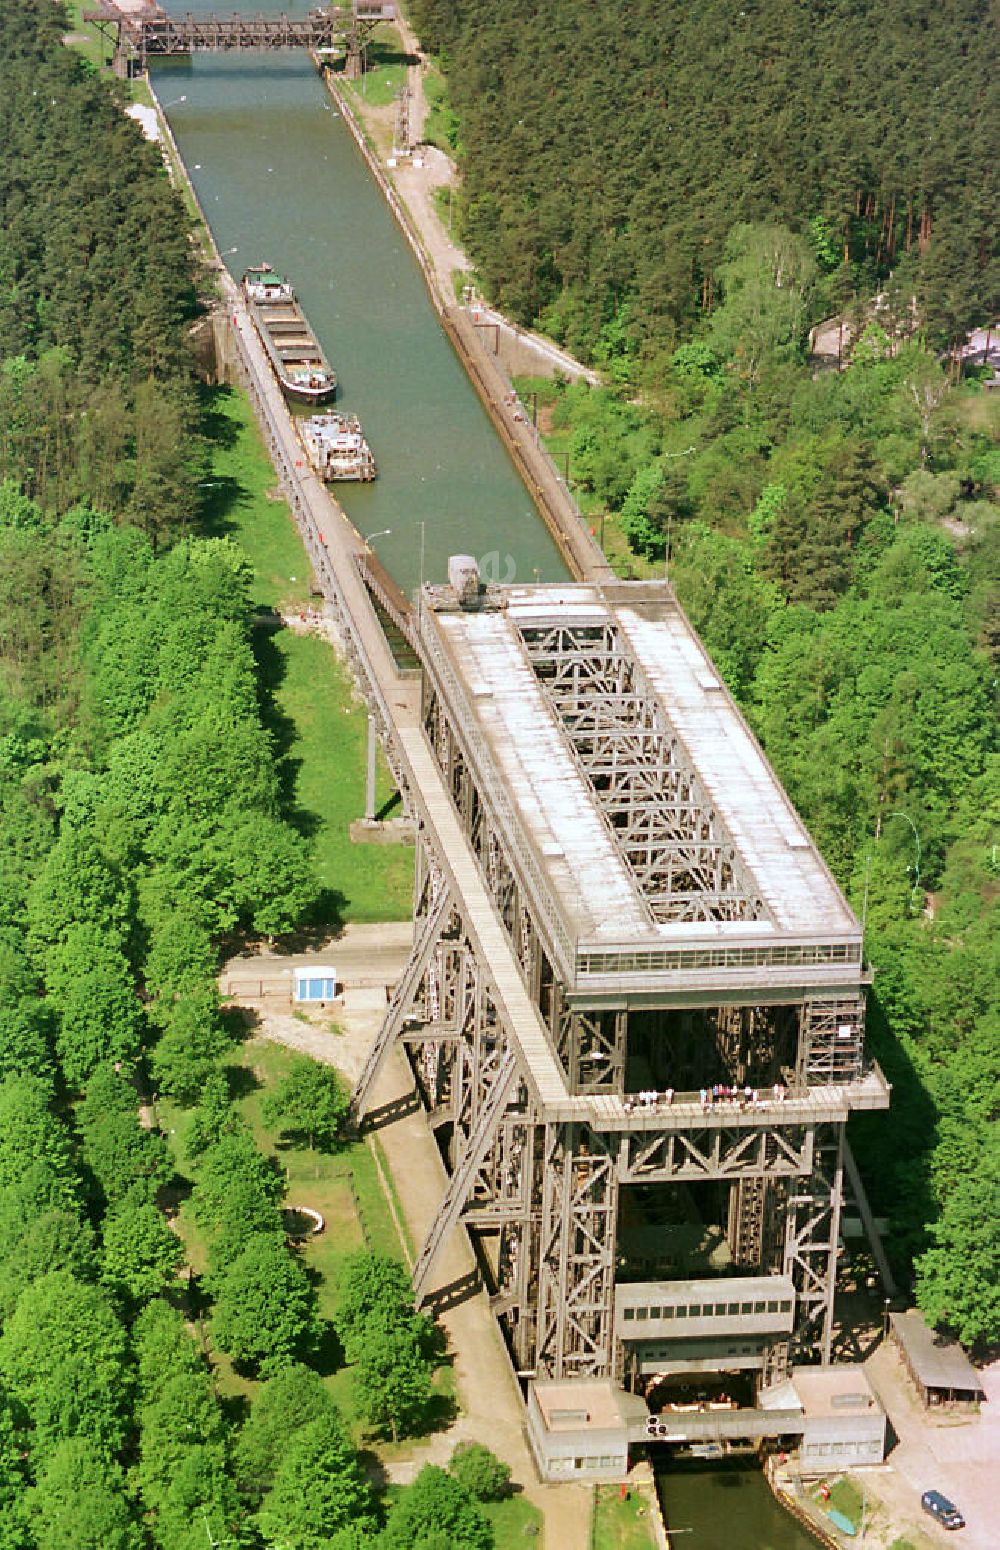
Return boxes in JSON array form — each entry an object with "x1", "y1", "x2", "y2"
[
  {"x1": 518, "y1": 622, "x2": 765, "y2": 924},
  {"x1": 353, "y1": 829, "x2": 860, "y2": 1381},
  {"x1": 422, "y1": 679, "x2": 622, "y2": 1095},
  {"x1": 83, "y1": 2, "x2": 392, "y2": 73},
  {"x1": 797, "y1": 997, "x2": 866, "y2": 1084}
]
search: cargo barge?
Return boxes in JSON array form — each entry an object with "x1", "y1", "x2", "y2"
[
  {"x1": 300, "y1": 412, "x2": 376, "y2": 482},
  {"x1": 241, "y1": 265, "x2": 336, "y2": 403}
]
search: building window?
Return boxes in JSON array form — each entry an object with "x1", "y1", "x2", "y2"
[
  {"x1": 623, "y1": 1308, "x2": 635, "y2": 1321},
  {"x1": 636, "y1": 1308, "x2": 648, "y2": 1320}
]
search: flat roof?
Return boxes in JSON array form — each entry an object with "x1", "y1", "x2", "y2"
[
  {"x1": 532, "y1": 1379, "x2": 647, "y2": 1431},
  {"x1": 791, "y1": 1365, "x2": 881, "y2": 1417},
  {"x1": 616, "y1": 1274, "x2": 795, "y2": 1306},
  {"x1": 890, "y1": 1310, "x2": 985, "y2": 1394},
  {"x1": 422, "y1": 582, "x2": 859, "y2": 968}
]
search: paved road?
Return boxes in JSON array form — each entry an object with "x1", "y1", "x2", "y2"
[{"x1": 864, "y1": 1342, "x2": 999, "y2": 1549}]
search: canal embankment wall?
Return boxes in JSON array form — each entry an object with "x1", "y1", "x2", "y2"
[{"x1": 315, "y1": 60, "x2": 613, "y2": 588}]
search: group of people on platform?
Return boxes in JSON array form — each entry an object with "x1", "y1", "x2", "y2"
[
  {"x1": 699, "y1": 1082, "x2": 789, "y2": 1110},
  {"x1": 621, "y1": 1081, "x2": 791, "y2": 1114}
]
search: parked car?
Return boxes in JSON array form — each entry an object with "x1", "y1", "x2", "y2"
[{"x1": 921, "y1": 1490, "x2": 965, "y2": 1530}]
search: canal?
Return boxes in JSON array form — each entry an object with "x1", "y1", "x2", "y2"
[
  {"x1": 153, "y1": 21, "x2": 814, "y2": 1550},
  {"x1": 656, "y1": 1457, "x2": 819, "y2": 1550},
  {"x1": 151, "y1": 7, "x2": 566, "y2": 593}
]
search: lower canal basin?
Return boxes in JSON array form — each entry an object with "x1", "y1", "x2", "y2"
[{"x1": 655, "y1": 1455, "x2": 821, "y2": 1549}]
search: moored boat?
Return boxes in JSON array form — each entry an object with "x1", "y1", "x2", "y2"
[
  {"x1": 241, "y1": 264, "x2": 336, "y2": 403},
  {"x1": 300, "y1": 412, "x2": 376, "y2": 482}
]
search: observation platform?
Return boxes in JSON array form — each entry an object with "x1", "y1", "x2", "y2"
[{"x1": 419, "y1": 581, "x2": 862, "y2": 997}]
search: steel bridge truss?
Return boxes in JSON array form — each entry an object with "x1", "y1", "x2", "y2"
[
  {"x1": 518, "y1": 622, "x2": 766, "y2": 924},
  {"x1": 84, "y1": 2, "x2": 394, "y2": 74},
  {"x1": 782, "y1": 1123, "x2": 845, "y2": 1364},
  {"x1": 618, "y1": 1123, "x2": 812, "y2": 1185},
  {"x1": 797, "y1": 996, "x2": 867, "y2": 1084}
]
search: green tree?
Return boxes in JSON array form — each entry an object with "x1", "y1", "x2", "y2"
[
  {"x1": 100, "y1": 1190, "x2": 183, "y2": 1303},
  {"x1": 77, "y1": 1064, "x2": 171, "y2": 1207},
  {"x1": 211, "y1": 1235, "x2": 318, "y2": 1372},
  {"x1": 256, "y1": 1411, "x2": 374, "y2": 1550},
  {"x1": 335, "y1": 1251, "x2": 422, "y2": 1361},
  {"x1": 0, "y1": 1383, "x2": 29, "y2": 1550},
  {"x1": 353, "y1": 1319, "x2": 435, "y2": 1442},
  {"x1": 380, "y1": 1465, "x2": 493, "y2": 1550},
  {"x1": 262, "y1": 1054, "x2": 349, "y2": 1152},
  {"x1": 132, "y1": 1298, "x2": 204, "y2": 1401},
  {"x1": 136, "y1": 1371, "x2": 230, "y2": 1515},
  {"x1": 0, "y1": 1271, "x2": 130, "y2": 1463},
  {"x1": 0, "y1": 1203, "x2": 96, "y2": 1320},
  {"x1": 0, "y1": 1075, "x2": 74, "y2": 1193},
  {"x1": 150, "y1": 989, "x2": 230, "y2": 1105},
  {"x1": 45, "y1": 924, "x2": 142, "y2": 1089},
  {"x1": 235, "y1": 1362, "x2": 336, "y2": 1501},
  {"x1": 29, "y1": 1438, "x2": 139, "y2": 1550},
  {"x1": 449, "y1": 1442, "x2": 511, "y2": 1502},
  {"x1": 915, "y1": 1154, "x2": 1000, "y2": 1349}
]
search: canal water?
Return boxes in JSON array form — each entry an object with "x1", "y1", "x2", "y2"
[
  {"x1": 153, "y1": 22, "x2": 811, "y2": 1550},
  {"x1": 656, "y1": 1457, "x2": 819, "y2": 1549},
  {"x1": 151, "y1": 12, "x2": 566, "y2": 593}
]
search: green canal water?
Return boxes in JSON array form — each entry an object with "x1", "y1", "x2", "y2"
[
  {"x1": 656, "y1": 1457, "x2": 819, "y2": 1549},
  {"x1": 154, "y1": 25, "x2": 812, "y2": 1550},
  {"x1": 152, "y1": 26, "x2": 566, "y2": 593}
]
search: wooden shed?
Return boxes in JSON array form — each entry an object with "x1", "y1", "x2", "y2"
[{"x1": 889, "y1": 1310, "x2": 985, "y2": 1409}]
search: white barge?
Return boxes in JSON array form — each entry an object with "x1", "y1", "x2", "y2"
[{"x1": 300, "y1": 412, "x2": 376, "y2": 482}]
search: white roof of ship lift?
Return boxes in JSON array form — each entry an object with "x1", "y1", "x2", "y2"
[{"x1": 428, "y1": 583, "x2": 858, "y2": 947}]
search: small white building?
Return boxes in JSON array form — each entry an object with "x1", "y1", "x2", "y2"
[{"x1": 293, "y1": 966, "x2": 338, "y2": 1004}]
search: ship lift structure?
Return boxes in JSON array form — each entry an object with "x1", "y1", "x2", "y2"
[
  {"x1": 82, "y1": 0, "x2": 395, "y2": 78},
  {"x1": 349, "y1": 575, "x2": 892, "y2": 1426}
]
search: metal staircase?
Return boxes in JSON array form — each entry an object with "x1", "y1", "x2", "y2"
[
  {"x1": 349, "y1": 889, "x2": 450, "y2": 1123},
  {"x1": 412, "y1": 1047, "x2": 519, "y2": 1301}
]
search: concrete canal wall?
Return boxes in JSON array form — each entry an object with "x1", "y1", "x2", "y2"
[{"x1": 315, "y1": 61, "x2": 613, "y2": 588}]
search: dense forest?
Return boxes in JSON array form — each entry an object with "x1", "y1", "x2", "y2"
[
  {"x1": 0, "y1": 5, "x2": 512, "y2": 1547},
  {"x1": 412, "y1": 0, "x2": 1000, "y2": 1345},
  {"x1": 414, "y1": 0, "x2": 997, "y2": 371}
]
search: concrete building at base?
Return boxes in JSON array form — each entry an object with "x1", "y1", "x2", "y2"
[
  {"x1": 528, "y1": 1366, "x2": 886, "y2": 1482},
  {"x1": 352, "y1": 575, "x2": 892, "y2": 1481}
]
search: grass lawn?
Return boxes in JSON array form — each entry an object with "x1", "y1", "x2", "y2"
[
  {"x1": 202, "y1": 387, "x2": 414, "y2": 924},
  {"x1": 62, "y1": 0, "x2": 111, "y2": 69},
  {"x1": 592, "y1": 1485, "x2": 660, "y2": 1550},
  {"x1": 201, "y1": 387, "x2": 313, "y2": 613},
  {"x1": 162, "y1": 1036, "x2": 419, "y2": 1430},
  {"x1": 484, "y1": 1494, "x2": 543, "y2": 1547},
  {"x1": 342, "y1": 25, "x2": 410, "y2": 109},
  {"x1": 814, "y1": 1476, "x2": 864, "y2": 1526}
]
